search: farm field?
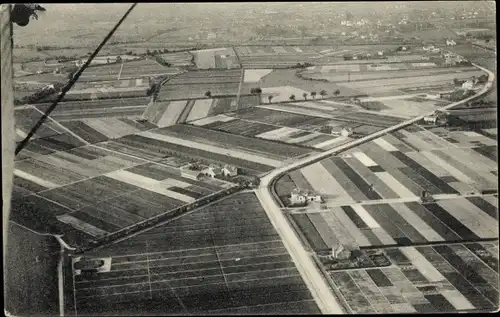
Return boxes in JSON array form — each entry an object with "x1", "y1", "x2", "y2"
[
  {"x1": 26, "y1": 97, "x2": 155, "y2": 144},
  {"x1": 11, "y1": 144, "x2": 233, "y2": 246},
  {"x1": 143, "y1": 95, "x2": 260, "y2": 127},
  {"x1": 69, "y1": 77, "x2": 149, "y2": 98},
  {"x1": 157, "y1": 69, "x2": 242, "y2": 100},
  {"x1": 337, "y1": 70, "x2": 486, "y2": 96},
  {"x1": 276, "y1": 124, "x2": 498, "y2": 207},
  {"x1": 78, "y1": 59, "x2": 180, "y2": 82},
  {"x1": 234, "y1": 45, "x2": 401, "y2": 68},
  {"x1": 193, "y1": 114, "x2": 356, "y2": 151},
  {"x1": 328, "y1": 242, "x2": 499, "y2": 313},
  {"x1": 98, "y1": 133, "x2": 274, "y2": 175},
  {"x1": 190, "y1": 47, "x2": 240, "y2": 69},
  {"x1": 232, "y1": 105, "x2": 403, "y2": 131},
  {"x1": 157, "y1": 51, "x2": 194, "y2": 67},
  {"x1": 300, "y1": 66, "x2": 481, "y2": 83},
  {"x1": 4, "y1": 222, "x2": 60, "y2": 317},
  {"x1": 70, "y1": 192, "x2": 320, "y2": 315},
  {"x1": 254, "y1": 69, "x2": 361, "y2": 102},
  {"x1": 149, "y1": 124, "x2": 315, "y2": 162},
  {"x1": 288, "y1": 194, "x2": 498, "y2": 250}
]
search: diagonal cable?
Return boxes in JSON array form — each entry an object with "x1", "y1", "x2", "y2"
[{"x1": 15, "y1": 3, "x2": 137, "y2": 156}]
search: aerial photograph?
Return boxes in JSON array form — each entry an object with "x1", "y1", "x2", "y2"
[{"x1": 1, "y1": 2, "x2": 498, "y2": 315}]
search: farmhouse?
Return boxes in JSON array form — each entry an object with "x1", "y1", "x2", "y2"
[
  {"x1": 462, "y1": 80, "x2": 474, "y2": 90},
  {"x1": 221, "y1": 164, "x2": 238, "y2": 177},
  {"x1": 422, "y1": 45, "x2": 435, "y2": 51},
  {"x1": 446, "y1": 39, "x2": 457, "y2": 46},
  {"x1": 290, "y1": 188, "x2": 322, "y2": 206},
  {"x1": 331, "y1": 244, "x2": 352, "y2": 260},
  {"x1": 201, "y1": 165, "x2": 222, "y2": 178},
  {"x1": 340, "y1": 127, "x2": 353, "y2": 137}
]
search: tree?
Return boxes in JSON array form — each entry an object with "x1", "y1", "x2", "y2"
[
  {"x1": 146, "y1": 49, "x2": 151, "y2": 55},
  {"x1": 453, "y1": 78, "x2": 459, "y2": 86},
  {"x1": 268, "y1": 95, "x2": 273, "y2": 104},
  {"x1": 289, "y1": 94, "x2": 296, "y2": 101},
  {"x1": 250, "y1": 87, "x2": 262, "y2": 95},
  {"x1": 116, "y1": 55, "x2": 122, "y2": 63},
  {"x1": 303, "y1": 92, "x2": 308, "y2": 100},
  {"x1": 311, "y1": 91, "x2": 317, "y2": 99},
  {"x1": 334, "y1": 89, "x2": 340, "y2": 96},
  {"x1": 205, "y1": 91, "x2": 212, "y2": 98},
  {"x1": 106, "y1": 57, "x2": 110, "y2": 64},
  {"x1": 319, "y1": 90, "x2": 327, "y2": 98}
]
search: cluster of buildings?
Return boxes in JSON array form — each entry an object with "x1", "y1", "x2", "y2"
[
  {"x1": 422, "y1": 45, "x2": 441, "y2": 54},
  {"x1": 290, "y1": 188, "x2": 323, "y2": 206},
  {"x1": 340, "y1": 18, "x2": 370, "y2": 27},
  {"x1": 442, "y1": 50, "x2": 469, "y2": 66},
  {"x1": 180, "y1": 163, "x2": 238, "y2": 180}
]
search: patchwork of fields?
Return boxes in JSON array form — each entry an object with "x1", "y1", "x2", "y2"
[
  {"x1": 300, "y1": 66, "x2": 481, "y2": 83},
  {"x1": 329, "y1": 242, "x2": 499, "y2": 313},
  {"x1": 144, "y1": 124, "x2": 314, "y2": 165},
  {"x1": 144, "y1": 95, "x2": 259, "y2": 128},
  {"x1": 19, "y1": 98, "x2": 155, "y2": 144},
  {"x1": 275, "y1": 119, "x2": 498, "y2": 313},
  {"x1": 79, "y1": 59, "x2": 180, "y2": 82},
  {"x1": 337, "y1": 70, "x2": 486, "y2": 96},
  {"x1": 276, "y1": 124, "x2": 498, "y2": 206},
  {"x1": 70, "y1": 192, "x2": 320, "y2": 315},
  {"x1": 193, "y1": 115, "x2": 350, "y2": 150},
  {"x1": 12, "y1": 144, "x2": 233, "y2": 245},
  {"x1": 234, "y1": 45, "x2": 401, "y2": 68}
]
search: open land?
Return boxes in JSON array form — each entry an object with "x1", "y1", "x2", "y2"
[
  {"x1": 275, "y1": 120, "x2": 498, "y2": 313},
  {"x1": 69, "y1": 192, "x2": 320, "y2": 315},
  {"x1": 9, "y1": 39, "x2": 497, "y2": 316}
]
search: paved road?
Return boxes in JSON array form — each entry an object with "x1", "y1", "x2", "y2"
[{"x1": 254, "y1": 63, "x2": 494, "y2": 314}]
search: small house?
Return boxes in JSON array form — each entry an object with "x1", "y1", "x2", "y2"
[
  {"x1": 331, "y1": 244, "x2": 352, "y2": 260},
  {"x1": 446, "y1": 39, "x2": 457, "y2": 46},
  {"x1": 221, "y1": 165, "x2": 238, "y2": 177},
  {"x1": 290, "y1": 188, "x2": 322, "y2": 206},
  {"x1": 423, "y1": 115, "x2": 438, "y2": 125},
  {"x1": 340, "y1": 127, "x2": 353, "y2": 137},
  {"x1": 201, "y1": 165, "x2": 222, "y2": 178},
  {"x1": 422, "y1": 45, "x2": 435, "y2": 51},
  {"x1": 462, "y1": 80, "x2": 474, "y2": 90},
  {"x1": 377, "y1": 51, "x2": 384, "y2": 56},
  {"x1": 290, "y1": 189, "x2": 307, "y2": 205}
]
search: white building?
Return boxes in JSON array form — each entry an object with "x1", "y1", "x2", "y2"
[
  {"x1": 462, "y1": 80, "x2": 474, "y2": 90},
  {"x1": 201, "y1": 165, "x2": 222, "y2": 178},
  {"x1": 377, "y1": 51, "x2": 384, "y2": 56},
  {"x1": 221, "y1": 165, "x2": 238, "y2": 177},
  {"x1": 422, "y1": 45, "x2": 435, "y2": 51},
  {"x1": 340, "y1": 127, "x2": 353, "y2": 137},
  {"x1": 423, "y1": 115, "x2": 438, "y2": 125},
  {"x1": 290, "y1": 188, "x2": 322, "y2": 206},
  {"x1": 446, "y1": 39, "x2": 457, "y2": 46}
]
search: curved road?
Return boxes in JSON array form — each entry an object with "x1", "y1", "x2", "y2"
[{"x1": 255, "y1": 63, "x2": 495, "y2": 314}]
